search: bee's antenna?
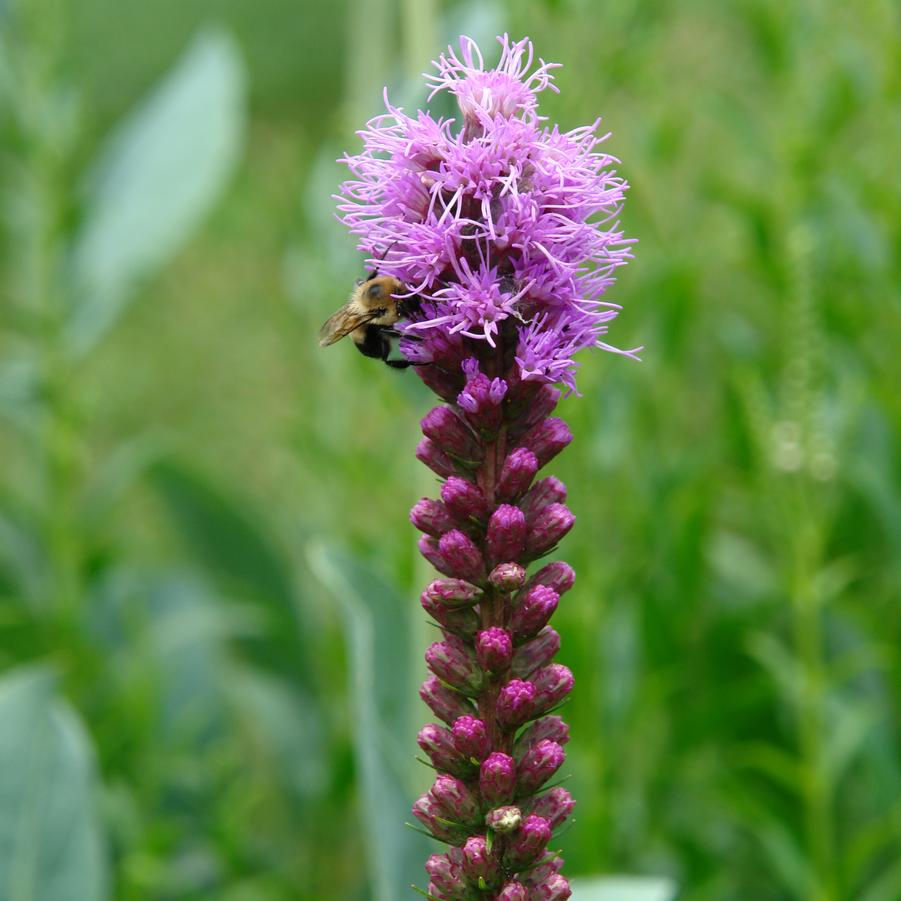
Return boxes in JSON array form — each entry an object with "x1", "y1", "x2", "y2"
[{"x1": 366, "y1": 241, "x2": 399, "y2": 279}]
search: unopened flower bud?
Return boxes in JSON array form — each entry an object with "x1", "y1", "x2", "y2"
[
  {"x1": 480, "y1": 752, "x2": 517, "y2": 806},
  {"x1": 429, "y1": 774, "x2": 482, "y2": 826},
  {"x1": 516, "y1": 740, "x2": 565, "y2": 797},
  {"x1": 525, "y1": 503, "x2": 575, "y2": 557},
  {"x1": 530, "y1": 874, "x2": 572, "y2": 900},
  {"x1": 458, "y1": 371, "x2": 508, "y2": 432},
  {"x1": 521, "y1": 561, "x2": 575, "y2": 598},
  {"x1": 461, "y1": 835, "x2": 502, "y2": 889},
  {"x1": 424, "y1": 851, "x2": 471, "y2": 900},
  {"x1": 519, "y1": 476, "x2": 568, "y2": 520},
  {"x1": 419, "y1": 530, "x2": 485, "y2": 582},
  {"x1": 416, "y1": 364, "x2": 466, "y2": 403},
  {"x1": 417, "y1": 723, "x2": 474, "y2": 778},
  {"x1": 410, "y1": 498, "x2": 455, "y2": 536},
  {"x1": 497, "y1": 448, "x2": 539, "y2": 502},
  {"x1": 514, "y1": 716, "x2": 570, "y2": 760},
  {"x1": 442, "y1": 476, "x2": 491, "y2": 522},
  {"x1": 485, "y1": 805, "x2": 522, "y2": 834},
  {"x1": 497, "y1": 679, "x2": 537, "y2": 728},
  {"x1": 497, "y1": 882, "x2": 528, "y2": 901},
  {"x1": 421, "y1": 406, "x2": 482, "y2": 462},
  {"x1": 476, "y1": 627, "x2": 513, "y2": 674},
  {"x1": 452, "y1": 715, "x2": 491, "y2": 762},
  {"x1": 516, "y1": 417, "x2": 572, "y2": 469},
  {"x1": 509, "y1": 384, "x2": 561, "y2": 436},
  {"x1": 510, "y1": 585, "x2": 559, "y2": 641},
  {"x1": 489, "y1": 562, "x2": 526, "y2": 592},
  {"x1": 412, "y1": 792, "x2": 470, "y2": 843},
  {"x1": 425, "y1": 636, "x2": 484, "y2": 695},
  {"x1": 424, "y1": 578, "x2": 483, "y2": 608},
  {"x1": 416, "y1": 437, "x2": 459, "y2": 479},
  {"x1": 421, "y1": 590, "x2": 480, "y2": 640},
  {"x1": 420, "y1": 676, "x2": 477, "y2": 725},
  {"x1": 511, "y1": 627, "x2": 561, "y2": 679},
  {"x1": 503, "y1": 814, "x2": 552, "y2": 870},
  {"x1": 531, "y1": 664, "x2": 574, "y2": 715},
  {"x1": 526, "y1": 787, "x2": 576, "y2": 831},
  {"x1": 487, "y1": 505, "x2": 527, "y2": 564}
]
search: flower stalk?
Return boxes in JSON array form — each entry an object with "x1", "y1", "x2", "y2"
[{"x1": 335, "y1": 33, "x2": 636, "y2": 899}]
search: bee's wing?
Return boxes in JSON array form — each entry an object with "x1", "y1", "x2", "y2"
[{"x1": 318, "y1": 300, "x2": 376, "y2": 347}]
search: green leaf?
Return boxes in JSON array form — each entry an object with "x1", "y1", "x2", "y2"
[
  {"x1": 570, "y1": 876, "x2": 677, "y2": 901},
  {"x1": 66, "y1": 28, "x2": 245, "y2": 354},
  {"x1": 0, "y1": 667, "x2": 109, "y2": 901},
  {"x1": 308, "y1": 544, "x2": 430, "y2": 901}
]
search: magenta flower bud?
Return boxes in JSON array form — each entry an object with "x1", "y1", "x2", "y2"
[
  {"x1": 522, "y1": 561, "x2": 576, "y2": 598},
  {"x1": 410, "y1": 498, "x2": 455, "y2": 536},
  {"x1": 503, "y1": 814, "x2": 552, "y2": 870},
  {"x1": 424, "y1": 852, "x2": 472, "y2": 900},
  {"x1": 480, "y1": 752, "x2": 517, "y2": 806},
  {"x1": 517, "y1": 417, "x2": 573, "y2": 469},
  {"x1": 516, "y1": 739, "x2": 566, "y2": 797},
  {"x1": 420, "y1": 675, "x2": 477, "y2": 725},
  {"x1": 416, "y1": 437, "x2": 459, "y2": 479},
  {"x1": 497, "y1": 448, "x2": 540, "y2": 502},
  {"x1": 419, "y1": 531, "x2": 485, "y2": 583},
  {"x1": 417, "y1": 723, "x2": 474, "y2": 778},
  {"x1": 497, "y1": 679, "x2": 537, "y2": 728},
  {"x1": 525, "y1": 503, "x2": 575, "y2": 557},
  {"x1": 489, "y1": 562, "x2": 526, "y2": 592},
  {"x1": 458, "y1": 372, "x2": 507, "y2": 432},
  {"x1": 531, "y1": 664, "x2": 574, "y2": 715},
  {"x1": 429, "y1": 774, "x2": 482, "y2": 826},
  {"x1": 531, "y1": 874, "x2": 572, "y2": 900},
  {"x1": 412, "y1": 792, "x2": 469, "y2": 843},
  {"x1": 526, "y1": 787, "x2": 576, "y2": 831},
  {"x1": 510, "y1": 384, "x2": 562, "y2": 435},
  {"x1": 424, "y1": 578, "x2": 483, "y2": 608},
  {"x1": 416, "y1": 363, "x2": 466, "y2": 403},
  {"x1": 497, "y1": 882, "x2": 528, "y2": 901},
  {"x1": 421, "y1": 590, "x2": 480, "y2": 640},
  {"x1": 520, "y1": 855, "x2": 564, "y2": 887},
  {"x1": 441, "y1": 476, "x2": 491, "y2": 522},
  {"x1": 511, "y1": 627, "x2": 561, "y2": 679},
  {"x1": 421, "y1": 406, "x2": 482, "y2": 462},
  {"x1": 461, "y1": 835, "x2": 502, "y2": 888},
  {"x1": 519, "y1": 476, "x2": 568, "y2": 521},
  {"x1": 452, "y1": 715, "x2": 491, "y2": 762},
  {"x1": 514, "y1": 716, "x2": 571, "y2": 760},
  {"x1": 510, "y1": 585, "x2": 559, "y2": 641},
  {"x1": 486, "y1": 505, "x2": 527, "y2": 564},
  {"x1": 476, "y1": 627, "x2": 513, "y2": 674},
  {"x1": 485, "y1": 804, "x2": 522, "y2": 834},
  {"x1": 425, "y1": 636, "x2": 484, "y2": 696}
]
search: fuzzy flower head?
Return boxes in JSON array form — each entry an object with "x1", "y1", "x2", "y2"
[{"x1": 336, "y1": 34, "x2": 638, "y2": 394}]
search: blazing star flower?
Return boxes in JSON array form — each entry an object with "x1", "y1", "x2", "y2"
[
  {"x1": 333, "y1": 34, "x2": 637, "y2": 900},
  {"x1": 336, "y1": 33, "x2": 638, "y2": 395}
]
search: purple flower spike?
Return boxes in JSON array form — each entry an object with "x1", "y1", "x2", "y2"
[
  {"x1": 516, "y1": 739, "x2": 566, "y2": 797},
  {"x1": 425, "y1": 578, "x2": 484, "y2": 608},
  {"x1": 452, "y1": 715, "x2": 491, "y2": 762},
  {"x1": 425, "y1": 637, "x2": 484, "y2": 696},
  {"x1": 420, "y1": 675, "x2": 477, "y2": 725},
  {"x1": 510, "y1": 585, "x2": 560, "y2": 641},
  {"x1": 411, "y1": 498, "x2": 456, "y2": 536},
  {"x1": 497, "y1": 882, "x2": 528, "y2": 901},
  {"x1": 531, "y1": 664, "x2": 574, "y2": 715},
  {"x1": 514, "y1": 716, "x2": 571, "y2": 759},
  {"x1": 429, "y1": 774, "x2": 482, "y2": 826},
  {"x1": 486, "y1": 504, "x2": 527, "y2": 565},
  {"x1": 519, "y1": 477, "x2": 568, "y2": 521},
  {"x1": 497, "y1": 448, "x2": 540, "y2": 503},
  {"x1": 517, "y1": 418, "x2": 573, "y2": 469},
  {"x1": 417, "y1": 723, "x2": 474, "y2": 778},
  {"x1": 503, "y1": 814, "x2": 552, "y2": 870},
  {"x1": 422, "y1": 406, "x2": 482, "y2": 463},
  {"x1": 527, "y1": 787, "x2": 576, "y2": 831},
  {"x1": 442, "y1": 476, "x2": 491, "y2": 523},
  {"x1": 480, "y1": 752, "x2": 517, "y2": 806},
  {"x1": 461, "y1": 835, "x2": 502, "y2": 889},
  {"x1": 485, "y1": 805, "x2": 522, "y2": 834},
  {"x1": 511, "y1": 627, "x2": 561, "y2": 679},
  {"x1": 525, "y1": 503, "x2": 576, "y2": 557},
  {"x1": 523, "y1": 561, "x2": 576, "y2": 598},
  {"x1": 476, "y1": 627, "x2": 513, "y2": 674},
  {"x1": 489, "y1": 562, "x2": 527, "y2": 592},
  {"x1": 497, "y1": 679, "x2": 537, "y2": 728}
]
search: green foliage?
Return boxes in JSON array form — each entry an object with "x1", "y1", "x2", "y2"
[{"x1": 1, "y1": 0, "x2": 899, "y2": 899}]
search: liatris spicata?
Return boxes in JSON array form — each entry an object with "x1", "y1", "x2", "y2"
[{"x1": 336, "y1": 34, "x2": 636, "y2": 900}]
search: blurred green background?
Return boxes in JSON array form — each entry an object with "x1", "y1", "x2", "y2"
[{"x1": 0, "y1": 0, "x2": 898, "y2": 899}]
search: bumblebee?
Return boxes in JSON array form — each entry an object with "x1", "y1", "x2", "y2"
[{"x1": 318, "y1": 274, "x2": 419, "y2": 369}]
